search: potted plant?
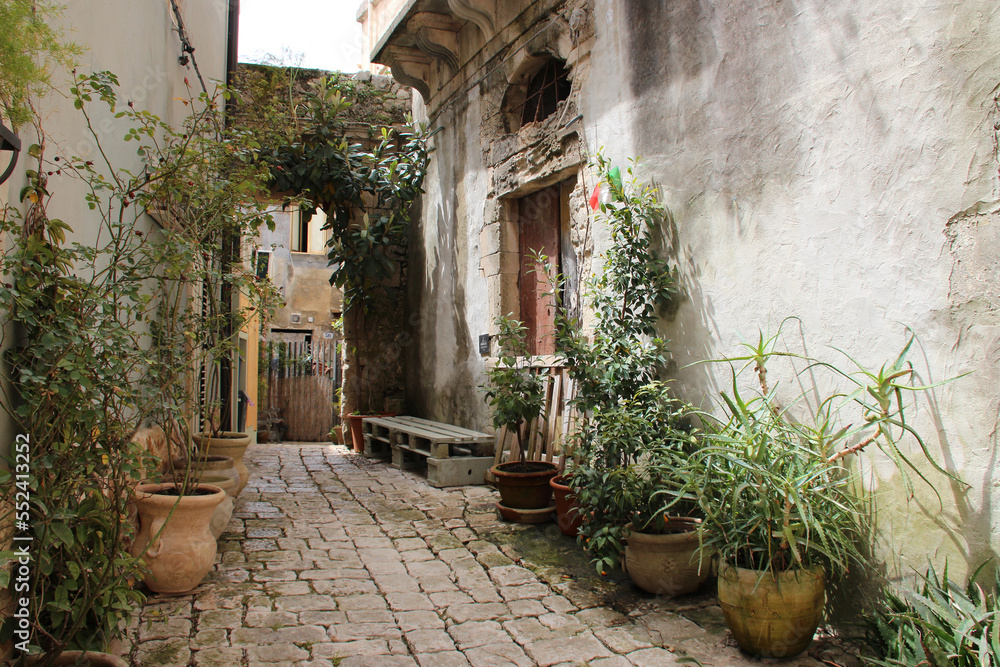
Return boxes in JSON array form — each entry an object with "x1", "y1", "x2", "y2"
[
  {"x1": 545, "y1": 155, "x2": 682, "y2": 566},
  {"x1": 483, "y1": 315, "x2": 558, "y2": 520},
  {"x1": 128, "y1": 481, "x2": 226, "y2": 594},
  {"x1": 685, "y1": 326, "x2": 962, "y2": 658},
  {"x1": 144, "y1": 75, "x2": 280, "y2": 497},
  {"x1": 569, "y1": 381, "x2": 709, "y2": 596},
  {"x1": 549, "y1": 473, "x2": 583, "y2": 536}
]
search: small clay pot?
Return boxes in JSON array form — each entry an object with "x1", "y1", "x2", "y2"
[
  {"x1": 550, "y1": 474, "x2": 583, "y2": 536},
  {"x1": 347, "y1": 415, "x2": 366, "y2": 453}
]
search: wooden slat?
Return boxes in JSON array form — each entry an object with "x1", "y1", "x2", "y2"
[
  {"x1": 368, "y1": 416, "x2": 495, "y2": 444},
  {"x1": 392, "y1": 416, "x2": 495, "y2": 440},
  {"x1": 494, "y1": 426, "x2": 510, "y2": 465}
]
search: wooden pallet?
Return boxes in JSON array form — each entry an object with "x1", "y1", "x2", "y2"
[{"x1": 362, "y1": 416, "x2": 496, "y2": 487}]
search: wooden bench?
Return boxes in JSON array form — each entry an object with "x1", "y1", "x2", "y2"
[{"x1": 362, "y1": 416, "x2": 495, "y2": 487}]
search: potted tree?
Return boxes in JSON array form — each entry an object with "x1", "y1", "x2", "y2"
[
  {"x1": 0, "y1": 69, "x2": 256, "y2": 658},
  {"x1": 484, "y1": 315, "x2": 557, "y2": 520},
  {"x1": 685, "y1": 326, "x2": 962, "y2": 658},
  {"x1": 144, "y1": 74, "x2": 281, "y2": 500},
  {"x1": 546, "y1": 155, "x2": 682, "y2": 565},
  {"x1": 135, "y1": 73, "x2": 278, "y2": 591}
]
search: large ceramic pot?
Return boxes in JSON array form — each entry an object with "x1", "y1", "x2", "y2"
[
  {"x1": 490, "y1": 461, "x2": 559, "y2": 509},
  {"x1": 170, "y1": 454, "x2": 240, "y2": 498},
  {"x1": 717, "y1": 563, "x2": 826, "y2": 658},
  {"x1": 157, "y1": 473, "x2": 235, "y2": 540},
  {"x1": 624, "y1": 517, "x2": 710, "y2": 596},
  {"x1": 130, "y1": 482, "x2": 225, "y2": 594},
  {"x1": 550, "y1": 474, "x2": 583, "y2": 536},
  {"x1": 193, "y1": 432, "x2": 251, "y2": 495},
  {"x1": 200, "y1": 474, "x2": 236, "y2": 539}
]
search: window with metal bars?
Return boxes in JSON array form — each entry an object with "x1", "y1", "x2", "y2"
[{"x1": 520, "y1": 60, "x2": 571, "y2": 127}]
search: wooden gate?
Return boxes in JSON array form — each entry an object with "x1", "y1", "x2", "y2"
[{"x1": 265, "y1": 339, "x2": 342, "y2": 442}]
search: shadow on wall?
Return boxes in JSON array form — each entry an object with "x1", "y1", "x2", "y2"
[
  {"x1": 647, "y1": 182, "x2": 721, "y2": 411},
  {"x1": 908, "y1": 335, "x2": 999, "y2": 584},
  {"x1": 404, "y1": 122, "x2": 478, "y2": 428}
]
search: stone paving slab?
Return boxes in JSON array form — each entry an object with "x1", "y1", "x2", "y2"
[{"x1": 125, "y1": 443, "x2": 856, "y2": 666}]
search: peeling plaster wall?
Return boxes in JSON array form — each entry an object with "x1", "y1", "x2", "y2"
[{"x1": 403, "y1": 0, "x2": 1000, "y2": 576}]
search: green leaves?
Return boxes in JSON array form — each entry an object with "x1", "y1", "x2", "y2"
[
  {"x1": 481, "y1": 315, "x2": 548, "y2": 460},
  {"x1": 864, "y1": 562, "x2": 1000, "y2": 666}
]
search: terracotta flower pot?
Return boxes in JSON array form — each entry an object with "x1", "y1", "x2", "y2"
[
  {"x1": 130, "y1": 482, "x2": 225, "y2": 594},
  {"x1": 347, "y1": 413, "x2": 396, "y2": 453},
  {"x1": 717, "y1": 562, "x2": 826, "y2": 658},
  {"x1": 347, "y1": 414, "x2": 366, "y2": 453},
  {"x1": 550, "y1": 474, "x2": 583, "y2": 536},
  {"x1": 169, "y1": 454, "x2": 240, "y2": 498},
  {"x1": 193, "y1": 432, "x2": 251, "y2": 495},
  {"x1": 199, "y1": 474, "x2": 236, "y2": 539},
  {"x1": 624, "y1": 517, "x2": 710, "y2": 596},
  {"x1": 490, "y1": 461, "x2": 559, "y2": 510}
]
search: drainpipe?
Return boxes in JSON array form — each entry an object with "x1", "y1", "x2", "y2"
[
  {"x1": 219, "y1": 0, "x2": 241, "y2": 430},
  {"x1": 226, "y1": 0, "x2": 240, "y2": 107}
]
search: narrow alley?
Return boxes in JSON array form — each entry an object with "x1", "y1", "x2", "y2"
[{"x1": 124, "y1": 444, "x2": 854, "y2": 667}]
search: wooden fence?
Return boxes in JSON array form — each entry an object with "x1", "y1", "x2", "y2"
[{"x1": 265, "y1": 339, "x2": 341, "y2": 442}]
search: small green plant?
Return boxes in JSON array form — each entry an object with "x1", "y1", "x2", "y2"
[
  {"x1": 863, "y1": 562, "x2": 1000, "y2": 666},
  {"x1": 482, "y1": 315, "x2": 547, "y2": 464}
]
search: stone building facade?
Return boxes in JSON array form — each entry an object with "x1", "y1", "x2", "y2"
[{"x1": 361, "y1": 0, "x2": 1000, "y2": 577}]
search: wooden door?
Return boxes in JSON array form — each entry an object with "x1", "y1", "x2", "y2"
[{"x1": 518, "y1": 185, "x2": 561, "y2": 356}]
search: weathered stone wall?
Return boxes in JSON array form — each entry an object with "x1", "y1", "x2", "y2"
[{"x1": 377, "y1": 0, "x2": 1000, "y2": 577}]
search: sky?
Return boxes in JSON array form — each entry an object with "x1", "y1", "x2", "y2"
[{"x1": 238, "y1": 0, "x2": 367, "y2": 73}]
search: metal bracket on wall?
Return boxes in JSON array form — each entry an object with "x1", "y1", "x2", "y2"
[{"x1": 0, "y1": 122, "x2": 22, "y2": 186}]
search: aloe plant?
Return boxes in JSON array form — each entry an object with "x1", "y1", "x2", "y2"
[
  {"x1": 863, "y1": 562, "x2": 1000, "y2": 666},
  {"x1": 685, "y1": 321, "x2": 965, "y2": 580}
]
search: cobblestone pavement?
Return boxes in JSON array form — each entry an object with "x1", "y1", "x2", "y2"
[{"x1": 125, "y1": 443, "x2": 855, "y2": 666}]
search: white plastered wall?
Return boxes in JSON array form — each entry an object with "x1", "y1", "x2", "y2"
[{"x1": 408, "y1": 0, "x2": 1000, "y2": 577}]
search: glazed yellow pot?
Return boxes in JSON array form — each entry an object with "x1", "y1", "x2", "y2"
[{"x1": 717, "y1": 562, "x2": 825, "y2": 658}]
